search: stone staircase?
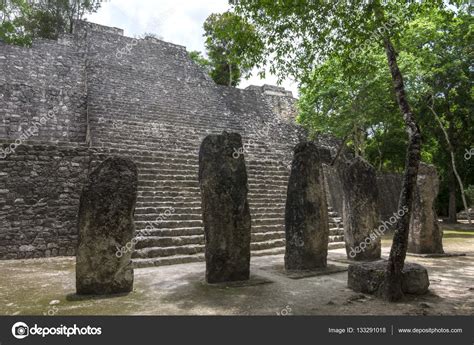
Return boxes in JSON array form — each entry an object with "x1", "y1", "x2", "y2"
[
  {"x1": 129, "y1": 153, "x2": 345, "y2": 268},
  {"x1": 77, "y1": 22, "x2": 345, "y2": 268}
]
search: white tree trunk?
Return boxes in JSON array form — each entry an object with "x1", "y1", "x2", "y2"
[{"x1": 429, "y1": 104, "x2": 471, "y2": 224}]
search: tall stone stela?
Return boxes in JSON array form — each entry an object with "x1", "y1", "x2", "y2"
[
  {"x1": 199, "y1": 132, "x2": 251, "y2": 283},
  {"x1": 76, "y1": 157, "x2": 138, "y2": 295},
  {"x1": 408, "y1": 163, "x2": 444, "y2": 254},
  {"x1": 339, "y1": 157, "x2": 381, "y2": 261},
  {"x1": 285, "y1": 142, "x2": 329, "y2": 270}
]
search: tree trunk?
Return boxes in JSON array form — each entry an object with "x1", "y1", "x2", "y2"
[
  {"x1": 374, "y1": 3, "x2": 422, "y2": 302},
  {"x1": 428, "y1": 102, "x2": 471, "y2": 224},
  {"x1": 228, "y1": 63, "x2": 233, "y2": 87},
  {"x1": 382, "y1": 37, "x2": 422, "y2": 302},
  {"x1": 330, "y1": 134, "x2": 349, "y2": 166},
  {"x1": 448, "y1": 173, "x2": 457, "y2": 223}
]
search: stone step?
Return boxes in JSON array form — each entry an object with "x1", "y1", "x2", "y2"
[
  {"x1": 93, "y1": 123, "x2": 286, "y2": 141},
  {"x1": 252, "y1": 218, "x2": 284, "y2": 226},
  {"x1": 134, "y1": 206, "x2": 201, "y2": 214},
  {"x1": 251, "y1": 238, "x2": 285, "y2": 251},
  {"x1": 134, "y1": 161, "x2": 291, "y2": 176},
  {"x1": 329, "y1": 228, "x2": 344, "y2": 236},
  {"x1": 137, "y1": 179, "x2": 288, "y2": 190},
  {"x1": 249, "y1": 198, "x2": 286, "y2": 205},
  {"x1": 137, "y1": 170, "x2": 289, "y2": 182},
  {"x1": 138, "y1": 180, "x2": 199, "y2": 188},
  {"x1": 135, "y1": 213, "x2": 289, "y2": 224},
  {"x1": 137, "y1": 191, "x2": 201, "y2": 198},
  {"x1": 136, "y1": 186, "x2": 286, "y2": 197},
  {"x1": 134, "y1": 229, "x2": 342, "y2": 250},
  {"x1": 251, "y1": 231, "x2": 284, "y2": 242},
  {"x1": 135, "y1": 220, "x2": 202, "y2": 229},
  {"x1": 250, "y1": 206, "x2": 285, "y2": 213},
  {"x1": 133, "y1": 253, "x2": 205, "y2": 268},
  {"x1": 135, "y1": 194, "x2": 285, "y2": 204},
  {"x1": 134, "y1": 200, "x2": 287, "y2": 210},
  {"x1": 135, "y1": 161, "x2": 198, "y2": 171},
  {"x1": 134, "y1": 235, "x2": 204, "y2": 249},
  {"x1": 328, "y1": 242, "x2": 346, "y2": 250},
  {"x1": 94, "y1": 129, "x2": 293, "y2": 152},
  {"x1": 96, "y1": 143, "x2": 290, "y2": 163},
  {"x1": 250, "y1": 224, "x2": 284, "y2": 233},
  {"x1": 137, "y1": 186, "x2": 200, "y2": 193},
  {"x1": 330, "y1": 235, "x2": 345, "y2": 242},
  {"x1": 132, "y1": 244, "x2": 204, "y2": 259},
  {"x1": 135, "y1": 226, "x2": 203, "y2": 237},
  {"x1": 132, "y1": 241, "x2": 347, "y2": 268},
  {"x1": 135, "y1": 213, "x2": 202, "y2": 221},
  {"x1": 138, "y1": 177, "x2": 289, "y2": 190},
  {"x1": 251, "y1": 247, "x2": 285, "y2": 257},
  {"x1": 136, "y1": 200, "x2": 202, "y2": 208},
  {"x1": 132, "y1": 231, "x2": 344, "y2": 256},
  {"x1": 134, "y1": 225, "x2": 343, "y2": 237}
]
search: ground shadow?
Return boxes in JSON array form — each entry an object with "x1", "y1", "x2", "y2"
[
  {"x1": 160, "y1": 271, "x2": 276, "y2": 314},
  {"x1": 66, "y1": 292, "x2": 132, "y2": 302}
]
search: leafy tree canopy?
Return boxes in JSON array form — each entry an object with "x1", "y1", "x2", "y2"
[
  {"x1": 202, "y1": 11, "x2": 263, "y2": 86},
  {"x1": 0, "y1": 0, "x2": 31, "y2": 45},
  {"x1": 0, "y1": 0, "x2": 104, "y2": 45}
]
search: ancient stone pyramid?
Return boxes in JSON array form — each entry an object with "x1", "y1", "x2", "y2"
[{"x1": 0, "y1": 21, "x2": 345, "y2": 266}]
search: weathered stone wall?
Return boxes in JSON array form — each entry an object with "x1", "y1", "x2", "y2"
[
  {"x1": 0, "y1": 141, "x2": 91, "y2": 259},
  {"x1": 246, "y1": 85, "x2": 298, "y2": 123},
  {"x1": 0, "y1": 38, "x2": 87, "y2": 144}
]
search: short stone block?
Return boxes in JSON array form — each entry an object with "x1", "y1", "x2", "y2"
[{"x1": 348, "y1": 260, "x2": 429, "y2": 295}]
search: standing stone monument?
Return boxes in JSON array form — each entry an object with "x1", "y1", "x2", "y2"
[
  {"x1": 199, "y1": 132, "x2": 251, "y2": 283},
  {"x1": 408, "y1": 163, "x2": 444, "y2": 254},
  {"x1": 76, "y1": 157, "x2": 138, "y2": 295},
  {"x1": 339, "y1": 156, "x2": 381, "y2": 261},
  {"x1": 285, "y1": 142, "x2": 329, "y2": 270}
]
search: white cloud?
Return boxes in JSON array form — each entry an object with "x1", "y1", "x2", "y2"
[{"x1": 87, "y1": 0, "x2": 298, "y2": 97}]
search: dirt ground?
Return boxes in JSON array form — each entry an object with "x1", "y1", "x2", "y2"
[{"x1": 0, "y1": 227, "x2": 472, "y2": 316}]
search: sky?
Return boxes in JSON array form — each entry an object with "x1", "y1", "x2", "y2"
[{"x1": 86, "y1": 0, "x2": 299, "y2": 96}]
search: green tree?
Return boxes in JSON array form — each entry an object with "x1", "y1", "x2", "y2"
[
  {"x1": 189, "y1": 50, "x2": 212, "y2": 75},
  {"x1": 26, "y1": 0, "x2": 104, "y2": 39},
  {"x1": 231, "y1": 0, "x2": 469, "y2": 301},
  {"x1": 0, "y1": 0, "x2": 104, "y2": 44},
  {"x1": 298, "y1": 7, "x2": 473, "y2": 223},
  {"x1": 404, "y1": 10, "x2": 473, "y2": 223},
  {"x1": 203, "y1": 11, "x2": 263, "y2": 86},
  {"x1": 0, "y1": 0, "x2": 32, "y2": 45},
  {"x1": 298, "y1": 50, "x2": 407, "y2": 171}
]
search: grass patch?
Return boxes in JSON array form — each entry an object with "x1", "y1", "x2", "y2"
[{"x1": 442, "y1": 230, "x2": 474, "y2": 238}]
